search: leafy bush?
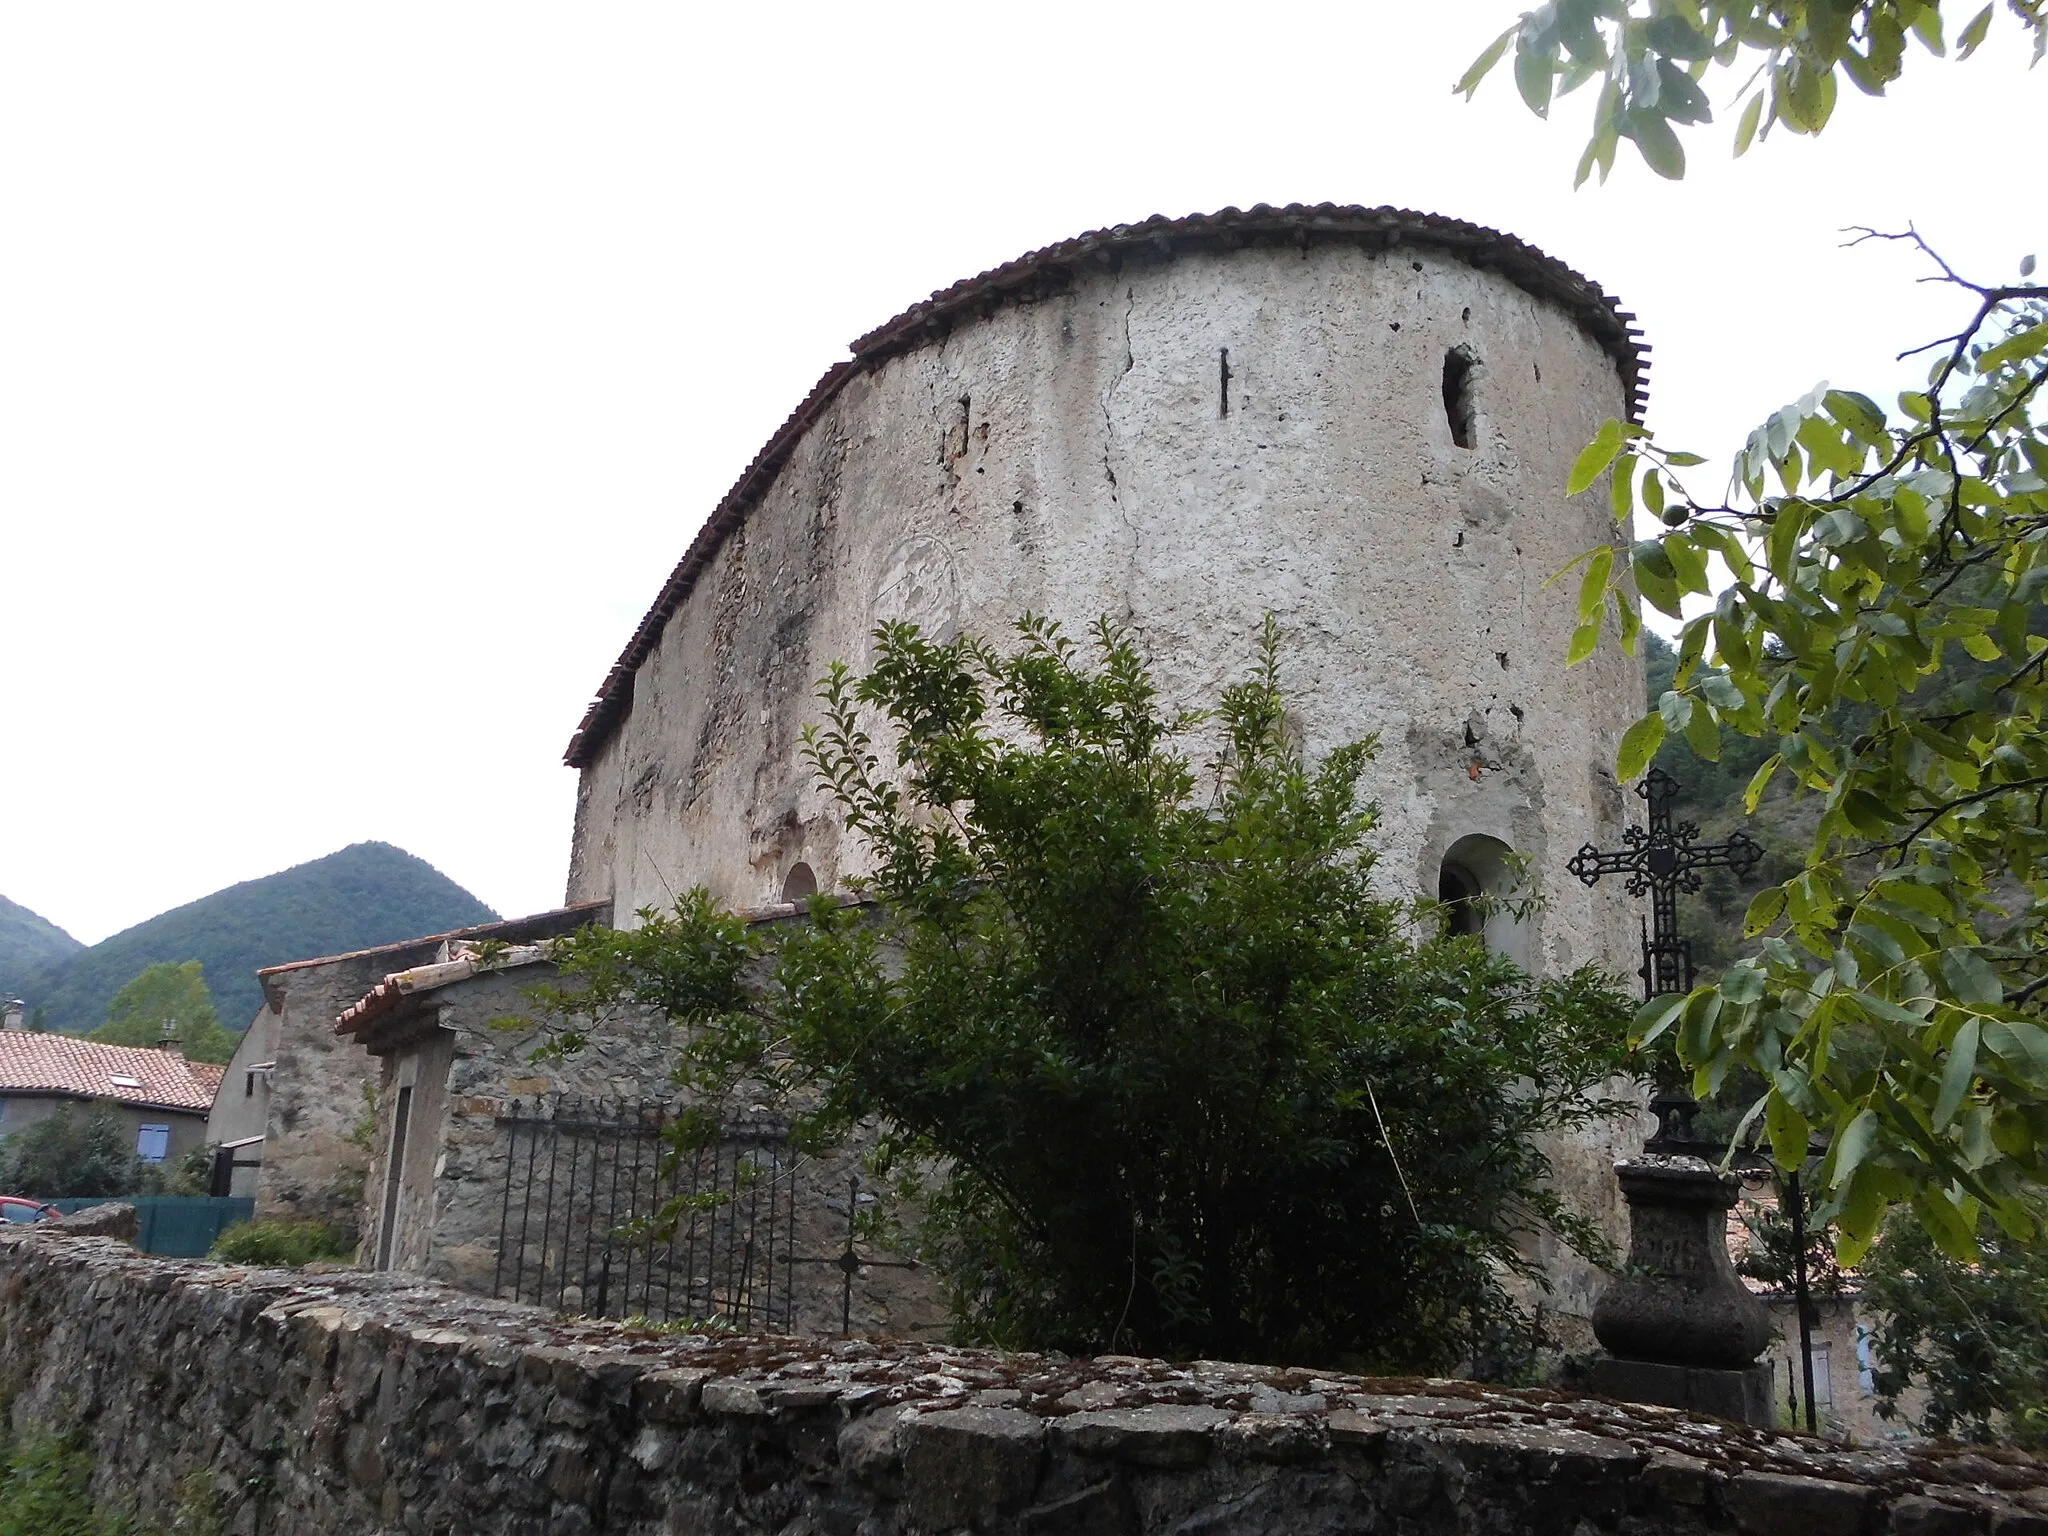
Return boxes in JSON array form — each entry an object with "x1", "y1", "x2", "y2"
[
  {"x1": 209, "y1": 1218, "x2": 355, "y2": 1267},
  {"x1": 1864, "y1": 1198, "x2": 2048, "y2": 1450},
  {"x1": 0, "y1": 1109, "x2": 148, "y2": 1200},
  {"x1": 546, "y1": 618, "x2": 1636, "y2": 1370}
]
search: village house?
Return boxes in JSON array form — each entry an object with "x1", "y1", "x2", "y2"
[
  {"x1": 0, "y1": 1000, "x2": 223, "y2": 1170},
  {"x1": 231, "y1": 904, "x2": 611, "y2": 1238},
  {"x1": 332, "y1": 904, "x2": 946, "y2": 1338}
]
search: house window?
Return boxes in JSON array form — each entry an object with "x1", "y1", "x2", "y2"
[{"x1": 136, "y1": 1124, "x2": 171, "y2": 1164}]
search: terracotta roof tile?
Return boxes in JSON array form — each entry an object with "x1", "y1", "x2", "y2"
[
  {"x1": 562, "y1": 202, "x2": 1649, "y2": 769},
  {"x1": 0, "y1": 1034, "x2": 224, "y2": 1113}
]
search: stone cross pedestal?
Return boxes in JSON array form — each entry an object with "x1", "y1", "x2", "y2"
[{"x1": 1589, "y1": 1154, "x2": 1777, "y2": 1427}]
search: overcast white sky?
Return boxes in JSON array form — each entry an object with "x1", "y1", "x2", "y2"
[{"x1": 1, "y1": 3, "x2": 2040, "y2": 945}]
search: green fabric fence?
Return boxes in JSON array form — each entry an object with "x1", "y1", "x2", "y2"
[{"x1": 50, "y1": 1196, "x2": 254, "y2": 1257}]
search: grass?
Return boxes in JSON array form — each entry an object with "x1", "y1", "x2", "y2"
[{"x1": 208, "y1": 1218, "x2": 355, "y2": 1268}]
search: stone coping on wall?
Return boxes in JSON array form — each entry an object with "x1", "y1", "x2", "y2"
[{"x1": 3, "y1": 1230, "x2": 2044, "y2": 1535}]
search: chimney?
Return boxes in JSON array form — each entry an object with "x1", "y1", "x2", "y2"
[
  {"x1": 2, "y1": 1000, "x2": 23, "y2": 1032},
  {"x1": 158, "y1": 1017, "x2": 183, "y2": 1058}
]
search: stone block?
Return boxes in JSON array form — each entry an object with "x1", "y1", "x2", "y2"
[
  {"x1": 699, "y1": 1380, "x2": 767, "y2": 1417},
  {"x1": 901, "y1": 1406, "x2": 1046, "y2": 1528},
  {"x1": 836, "y1": 1406, "x2": 909, "y2": 1487},
  {"x1": 1891, "y1": 1496, "x2": 1990, "y2": 1536},
  {"x1": 1588, "y1": 1355, "x2": 1774, "y2": 1427},
  {"x1": 1217, "y1": 1412, "x2": 1324, "y2": 1463},
  {"x1": 46, "y1": 1203, "x2": 138, "y2": 1242},
  {"x1": 1055, "y1": 1405, "x2": 1232, "y2": 1468},
  {"x1": 1723, "y1": 1472, "x2": 1877, "y2": 1536},
  {"x1": 1020, "y1": 1481, "x2": 1135, "y2": 1536},
  {"x1": 635, "y1": 1368, "x2": 710, "y2": 1424}
]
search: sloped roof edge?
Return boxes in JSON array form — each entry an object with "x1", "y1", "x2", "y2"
[{"x1": 563, "y1": 202, "x2": 1650, "y2": 769}]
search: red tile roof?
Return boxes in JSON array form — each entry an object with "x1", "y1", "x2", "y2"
[
  {"x1": 0, "y1": 1034, "x2": 224, "y2": 1114},
  {"x1": 561, "y1": 202, "x2": 1650, "y2": 768}
]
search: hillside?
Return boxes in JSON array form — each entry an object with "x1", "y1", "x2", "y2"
[
  {"x1": 0, "y1": 895, "x2": 83, "y2": 1010},
  {"x1": 13, "y1": 842, "x2": 499, "y2": 1036}
]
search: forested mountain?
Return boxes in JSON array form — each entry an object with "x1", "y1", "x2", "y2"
[
  {"x1": 0, "y1": 895, "x2": 83, "y2": 1009},
  {"x1": 9, "y1": 843, "x2": 498, "y2": 1036}
]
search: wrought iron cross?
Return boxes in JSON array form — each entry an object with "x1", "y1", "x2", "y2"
[{"x1": 1567, "y1": 767, "x2": 1764, "y2": 1001}]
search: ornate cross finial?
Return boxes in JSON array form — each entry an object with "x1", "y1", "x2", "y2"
[{"x1": 1567, "y1": 767, "x2": 1765, "y2": 1001}]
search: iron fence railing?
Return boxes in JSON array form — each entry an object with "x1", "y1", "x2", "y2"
[{"x1": 492, "y1": 1098, "x2": 797, "y2": 1330}]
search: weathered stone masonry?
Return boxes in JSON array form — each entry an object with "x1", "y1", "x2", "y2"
[{"x1": 5, "y1": 1232, "x2": 2046, "y2": 1535}]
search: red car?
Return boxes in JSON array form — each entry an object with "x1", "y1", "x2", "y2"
[{"x1": 0, "y1": 1196, "x2": 58, "y2": 1224}]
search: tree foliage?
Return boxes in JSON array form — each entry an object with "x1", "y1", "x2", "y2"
[
  {"x1": 1459, "y1": 0, "x2": 2044, "y2": 183},
  {"x1": 545, "y1": 619, "x2": 1636, "y2": 1369},
  {"x1": 1463, "y1": 0, "x2": 2048, "y2": 1271},
  {"x1": 92, "y1": 962, "x2": 237, "y2": 1065},
  {"x1": 1567, "y1": 243, "x2": 2048, "y2": 1268},
  {"x1": 0, "y1": 1108, "x2": 148, "y2": 1200},
  {"x1": 1863, "y1": 1196, "x2": 2048, "y2": 1448}
]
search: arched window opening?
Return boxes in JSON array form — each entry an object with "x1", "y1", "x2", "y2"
[
  {"x1": 1437, "y1": 860, "x2": 1485, "y2": 938},
  {"x1": 781, "y1": 862, "x2": 818, "y2": 903},
  {"x1": 1442, "y1": 346, "x2": 1479, "y2": 449},
  {"x1": 1434, "y1": 834, "x2": 1531, "y2": 965}
]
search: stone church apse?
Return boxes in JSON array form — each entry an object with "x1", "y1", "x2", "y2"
[{"x1": 560, "y1": 204, "x2": 1655, "y2": 1320}]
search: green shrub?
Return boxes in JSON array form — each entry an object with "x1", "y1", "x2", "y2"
[
  {"x1": 0, "y1": 1109, "x2": 147, "y2": 1200},
  {"x1": 545, "y1": 618, "x2": 1636, "y2": 1370},
  {"x1": 209, "y1": 1218, "x2": 355, "y2": 1267},
  {"x1": 0, "y1": 1430, "x2": 132, "y2": 1536}
]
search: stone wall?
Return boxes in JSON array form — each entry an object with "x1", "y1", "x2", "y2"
[
  {"x1": 253, "y1": 906, "x2": 610, "y2": 1239},
  {"x1": 5, "y1": 1230, "x2": 2045, "y2": 1536},
  {"x1": 350, "y1": 951, "x2": 946, "y2": 1339}
]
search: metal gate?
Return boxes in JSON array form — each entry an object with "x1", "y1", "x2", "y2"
[{"x1": 491, "y1": 1098, "x2": 797, "y2": 1330}]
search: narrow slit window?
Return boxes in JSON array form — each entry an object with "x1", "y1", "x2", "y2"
[
  {"x1": 1442, "y1": 347, "x2": 1479, "y2": 449},
  {"x1": 377, "y1": 1085, "x2": 413, "y2": 1270}
]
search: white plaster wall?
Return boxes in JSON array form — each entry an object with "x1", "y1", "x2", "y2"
[{"x1": 568, "y1": 238, "x2": 1650, "y2": 1314}]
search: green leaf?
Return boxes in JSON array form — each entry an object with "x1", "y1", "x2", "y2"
[
  {"x1": 1744, "y1": 884, "x2": 1788, "y2": 935},
  {"x1": 1631, "y1": 540, "x2": 1684, "y2": 618},
  {"x1": 1623, "y1": 106, "x2": 1687, "y2": 179},
  {"x1": 1617, "y1": 712, "x2": 1667, "y2": 781},
  {"x1": 1977, "y1": 320, "x2": 2048, "y2": 372},
  {"x1": 1610, "y1": 451, "x2": 1638, "y2": 518},
  {"x1": 1633, "y1": 991, "x2": 1687, "y2": 1047},
  {"x1": 1956, "y1": 4, "x2": 1994, "y2": 59},
  {"x1": 1684, "y1": 698, "x2": 1721, "y2": 761},
  {"x1": 1766, "y1": 1089, "x2": 1811, "y2": 1171},
  {"x1": 1578, "y1": 545, "x2": 1615, "y2": 622},
  {"x1": 1455, "y1": 24, "x2": 1518, "y2": 98},
  {"x1": 1833, "y1": 1106, "x2": 1880, "y2": 1185},
  {"x1": 1515, "y1": 33, "x2": 1558, "y2": 116},
  {"x1": 1940, "y1": 948, "x2": 2004, "y2": 1007},
  {"x1": 1743, "y1": 754, "x2": 1782, "y2": 812},
  {"x1": 1935, "y1": 1017, "x2": 1981, "y2": 1129},
  {"x1": 1722, "y1": 962, "x2": 1767, "y2": 1004},
  {"x1": 1568, "y1": 420, "x2": 1629, "y2": 496},
  {"x1": 1567, "y1": 619, "x2": 1601, "y2": 666},
  {"x1": 1913, "y1": 1187, "x2": 1981, "y2": 1264},
  {"x1": 1658, "y1": 689, "x2": 1694, "y2": 731},
  {"x1": 1732, "y1": 90, "x2": 1765, "y2": 156}
]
